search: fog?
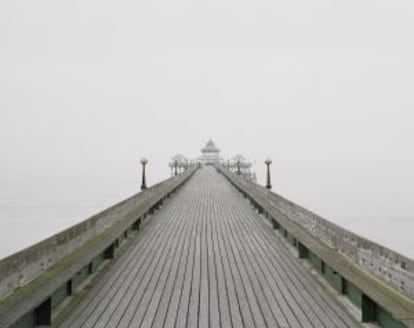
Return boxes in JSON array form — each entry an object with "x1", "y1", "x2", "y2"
[{"x1": 1, "y1": 0, "x2": 413, "y2": 258}]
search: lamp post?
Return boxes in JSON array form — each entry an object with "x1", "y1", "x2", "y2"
[
  {"x1": 265, "y1": 158, "x2": 272, "y2": 189},
  {"x1": 174, "y1": 160, "x2": 178, "y2": 176},
  {"x1": 169, "y1": 162, "x2": 173, "y2": 177},
  {"x1": 236, "y1": 160, "x2": 241, "y2": 175},
  {"x1": 227, "y1": 160, "x2": 230, "y2": 170},
  {"x1": 140, "y1": 158, "x2": 148, "y2": 190}
]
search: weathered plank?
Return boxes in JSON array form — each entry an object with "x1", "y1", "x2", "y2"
[{"x1": 59, "y1": 167, "x2": 360, "y2": 328}]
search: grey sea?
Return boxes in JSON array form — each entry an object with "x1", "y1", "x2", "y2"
[
  {"x1": 0, "y1": 178, "x2": 137, "y2": 259},
  {"x1": 0, "y1": 178, "x2": 413, "y2": 260}
]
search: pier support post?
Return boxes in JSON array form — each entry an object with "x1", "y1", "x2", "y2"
[
  {"x1": 298, "y1": 242, "x2": 309, "y2": 259},
  {"x1": 104, "y1": 244, "x2": 115, "y2": 259},
  {"x1": 133, "y1": 218, "x2": 141, "y2": 230},
  {"x1": 362, "y1": 294, "x2": 376, "y2": 322},
  {"x1": 35, "y1": 298, "x2": 51, "y2": 325},
  {"x1": 271, "y1": 218, "x2": 280, "y2": 230}
]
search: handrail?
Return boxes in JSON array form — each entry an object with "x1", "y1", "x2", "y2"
[
  {"x1": 216, "y1": 165, "x2": 414, "y2": 327},
  {"x1": 0, "y1": 167, "x2": 197, "y2": 327}
]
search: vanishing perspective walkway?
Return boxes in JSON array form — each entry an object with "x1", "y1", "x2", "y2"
[{"x1": 59, "y1": 167, "x2": 359, "y2": 328}]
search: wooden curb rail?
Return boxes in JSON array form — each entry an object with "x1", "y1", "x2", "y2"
[
  {"x1": 216, "y1": 165, "x2": 414, "y2": 328},
  {"x1": 0, "y1": 167, "x2": 197, "y2": 328}
]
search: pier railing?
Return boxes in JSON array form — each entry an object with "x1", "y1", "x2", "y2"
[
  {"x1": 0, "y1": 167, "x2": 197, "y2": 327},
  {"x1": 217, "y1": 165, "x2": 414, "y2": 328}
]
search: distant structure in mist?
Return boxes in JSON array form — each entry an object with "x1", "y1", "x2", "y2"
[
  {"x1": 169, "y1": 139, "x2": 256, "y2": 182},
  {"x1": 199, "y1": 139, "x2": 223, "y2": 165}
]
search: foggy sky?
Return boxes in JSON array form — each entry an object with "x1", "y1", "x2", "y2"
[{"x1": 1, "y1": 0, "x2": 414, "y2": 254}]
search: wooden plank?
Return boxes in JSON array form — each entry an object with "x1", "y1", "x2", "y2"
[
  {"x1": 198, "y1": 204, "x2": 209, "y2": 328},
  {"x1": 216, "y1": 200, "x2": 256, "y2": 327},
  {"x1": 130, "y1": 199, "x2": 191, "y2": 327},
  {"x1": 58, "y1": 167, "x2": 361, "y2": 328},
  {"x1": 150, "y1": 198, "x2": 197, "y2": 328},
  {"x1": 186, "y1": 224, "x2": 201, "y2": 327},
  {"x1": 241, "y1": 217, "x2": 326, "y2": 327},
  {"x1": 173, "y1": 191, "x2": 200, "y2": 328},
  {"x1": 114, "y1": 201, "x2": 189, "y2": 328},
  {"x1": 221, "y1": 208, "x2": 268, "y2": 327},
  {"x1": 60, "y1": 205, "x2": 176, "y2": 328},
  {"x1": 220, "y1": 167, "x2": 414, "y2": 324},
  {"x1": 211, "y1": 197, "x2": 233, "y2": 328},
  {"x1": 95, "y1": 201, "x2": 186, "y2": 327},
  {"x1": 81, "y1": 200, "x2": 185, "y2": 326},
  {"x1": 236, "y1": 202, "x2": 358, "y2": 327},
  {"x1": 224, "y1": 203, "x2": 279, "y2": 327},
  {"x1": 214, "y1": 199, "x2": 245, "y2": 327},
  {"x1": 161, "y1": 199, "x2": 198, "y2": 328},
  {"x1": 210, "y1": 169, "x2": 352, "y2": 326},
  {"x1": 206, "y1": 196, "x2": 221, "y2": 328},
  {"x1": 228, "y1": 182, "x2": 360, "y2": 327}
]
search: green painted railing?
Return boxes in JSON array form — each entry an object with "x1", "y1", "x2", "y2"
[
  {"x1": 0, "y1": 167, "x2": 197, "y2": 328},
  {"x1": 216, "y1": 165, "x2": 414, "y2": 328}
]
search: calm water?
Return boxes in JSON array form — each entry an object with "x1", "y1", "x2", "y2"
[
  {"x1": 0, "y1": 179, "x2": 413, "y2": 260},
  {"x1": 0, "y1": 179, "x2": 138, "y2": 259},
  {"x1": 333, "y1": 216, "x2": 414, "y2": 259}
]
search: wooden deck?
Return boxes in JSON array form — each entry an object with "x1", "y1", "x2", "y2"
[{"x1": 59, "y1": 167, "x2": 360, "y2": 328}]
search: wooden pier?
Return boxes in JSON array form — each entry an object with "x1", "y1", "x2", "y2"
[{"x1": 58, "y1": 167, "x2": 359, "y2": 327}]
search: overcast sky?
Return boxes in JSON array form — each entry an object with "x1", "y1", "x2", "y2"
[{"x1": 1, "y1": 0, "x2": 414, "y2": 252}]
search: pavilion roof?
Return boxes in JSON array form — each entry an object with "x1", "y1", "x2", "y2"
[{"x1": 201, "y1": 139, "x2": 220, "y2": 153}]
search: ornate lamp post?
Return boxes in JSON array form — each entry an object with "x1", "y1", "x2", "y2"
[
  {"x1": 174, "y1": 160, "x2": 178, "y2": 176},
  {"x1": 236, "y1": 160, "x2": 241, "y2": 175},
  {"x1": 140, "y1": 158, "x2": 148, "y2": 190},
  {"x1": 169, "y1": 162, "x2": 173, "y2": 177},
  {"x1": 265, "y1": 158, "x2": 272, "y2": 189},
  {"x1": 227, "y1": 159, "x2": 230, "y2": 170}
]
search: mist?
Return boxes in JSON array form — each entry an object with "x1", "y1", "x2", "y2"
[{"x1": 1, "y1": 0, "x2": 413, "y2": 257}]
